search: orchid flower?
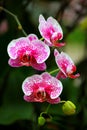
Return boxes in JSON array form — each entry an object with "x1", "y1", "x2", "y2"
[
  {"x1": 38, "y1": 14, "x2": 65, "y2": 47},
  {"x1": 54, "y1": 49, "x2": 80, "y2": 79},
  {"x1": 7, "y1": 34, "x2": 50, "y2": 71},
  {"x1": 22, "y1": 72, "x2": 63, "y2": 104}
]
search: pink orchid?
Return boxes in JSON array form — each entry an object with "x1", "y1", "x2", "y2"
[
  {"x1": 7, "y1": 34, "x2": 50, "y2": 71},
  {"x1": 22, "y1": 72, "x2": 63, "y2": 104},
  {"x1": 38, "y1": 14, "x2": 65, "y2": 47},
  {"x1": 54, "y1": 49, "x2": 80, "y2": 79}
]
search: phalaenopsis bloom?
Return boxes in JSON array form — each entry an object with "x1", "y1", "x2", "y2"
[
  {"x1": 38, "y1": 14, "x2": 65, "y2": 47},
  {"x1": 7, "y1": 34, "x2": 50, "y2": 70},
  {"x1": 22, "y1": 72, "x2": 63, "y2": 104},
  {"x1": 54, "y1": 49, "x2": 80, "y2": 79}
]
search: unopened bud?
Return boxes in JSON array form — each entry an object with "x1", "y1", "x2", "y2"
[
  {"x1": 38, "y1": 116, "x2": 46, "y2": 126},
  {"x1": 62, "y1": 101, "x2": 76, "y2": 115}
]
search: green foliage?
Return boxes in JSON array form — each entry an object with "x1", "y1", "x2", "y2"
[
  {"x1": 66, "y1": 27, "x2": 85, "y2": 44},
  {"x1": 0, "y1": 68, "x2": 35, "y2": 125}
]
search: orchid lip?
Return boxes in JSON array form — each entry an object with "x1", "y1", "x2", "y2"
[
  {"x1": 19, "y1": 54, "x2": 32, "y2": 66},
  {"x1": 35, "y1": 90, "x2": 47, "y2": 101}
]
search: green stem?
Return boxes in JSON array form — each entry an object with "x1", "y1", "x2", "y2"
[
  {"x1": 40, "y1": 37, "x2": 44, "y2": 41},
  {"x1": 45, "y1": 104, "x2": 51, "y2": 113},
  {"x1": 59, "y1": 100, "x2": 66, "y2": 104},
  {"x1": 40, "y1": 104, "x2": 51, "y2": 117},
  {"x1": 49, "y1": 68, "x2": 59, "y2": 75},
  {"x1": 40, "y1": 101, "x2": 66, "y2": 117},
  {"x1": 0, "y1": 6, "x2": 27, "y2": 36}
]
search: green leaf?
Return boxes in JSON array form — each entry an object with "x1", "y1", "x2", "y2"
[
  {"x1": 0, "y1": 103, "x2": 34, "y2": 125},
  {"x1": 0, "y1": 68, "x2": 35, "y2": 125}
]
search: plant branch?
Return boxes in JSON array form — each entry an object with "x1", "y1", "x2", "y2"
[
  {"x1": 0, "y1": 6, "x2": 27, "y2": 36},
  {"x1": 49, "y1": 68, "x2": 59, "y2": 75}
]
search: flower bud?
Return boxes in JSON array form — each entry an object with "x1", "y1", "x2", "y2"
[
  {"x1": 62, "y1": 101, "x2": 76, "y2": 115},
  {"x1": 38, "y1": 116, "x2": 46, "y2": 126}
]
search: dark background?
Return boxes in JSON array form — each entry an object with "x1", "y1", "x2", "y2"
[{"x1": 0, "y1": 0, "x2": 87, "y2": 130}]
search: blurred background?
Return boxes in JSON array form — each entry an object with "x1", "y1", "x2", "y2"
[{"x1": 0, "y1": 0, "x2": 87, "y2": 130}]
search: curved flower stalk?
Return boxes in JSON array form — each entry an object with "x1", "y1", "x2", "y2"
[
  {"x1": 38, "y1": 14, "x2": 65, "y2": 47},
  {"x1": 7, "y1": 34, "x2": 50, "y2": 71},
  {"x1": 54, "y1": 49, "x2": 80, "y2": 79},
  {"x1": 22, "y1": 72, "x2": 63, "y2": 104}
]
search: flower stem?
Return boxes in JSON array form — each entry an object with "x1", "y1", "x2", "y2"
[
  {"x1": 45, "y1": 104, "x2": 51, "y2": 113},
  {"x1": 59, "y1": 100, "x2": 66, "y2": 104},
  {"x1": 49, "y1": 68, "x2": 59, "y2": 75},
  {"x1": 0, "y1": 6, "x2": 27, "y2": 36},
  {"x1": 45, "y1": 101, "x2": 66, "y2": 113},
  {"x1": 40, "y1": 37, "x2": 44, "y2": 41}
]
